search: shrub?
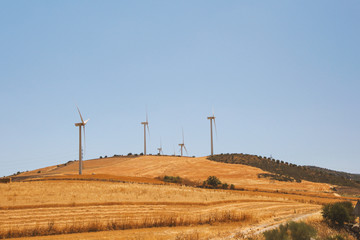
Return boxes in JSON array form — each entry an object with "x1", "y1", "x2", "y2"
[
  {"x1": 159, "y1": 176, "x2": 199, "y2": 187},
  {"x1": 205, "y1": 176, "x2": 221, "y2": 188},
  {"x1": 221, "y1": 183, "x2": 229, "y2": 189},
  {"x1": 230, "y1": 184, "x2": 235, "y2": 190},
  {"x1": 288, "y1": 221, "x2": 316, "y2": 240},
  {"x1": 163, "y1": 176, "x2": 182, "y2": 184},
  {"x1": 322, "y1": 201, "x2": 355, "y2": 226},
  {"x1": 263, "y1": 224, "x2": 288, "y2": 240},
  {"x1": 263, "y1": 221, "x2": 316, "y2": 240}
]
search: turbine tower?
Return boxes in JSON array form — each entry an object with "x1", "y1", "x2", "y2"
[
  {"x1": 74, "y1": 106, "x2": 89, "y2": 175},
  {"x1": 157, "y1": 138, "x2": 163, "y2": 155},
  {"x1": 178, "y1": 129, "x2": 188, "y2": 157},
  {"x1": 207, "y1": 111, "x2": 217, "y2": 156},
  {"x1": 141, "y1": 113, "x2": 149, "y2": 155}
]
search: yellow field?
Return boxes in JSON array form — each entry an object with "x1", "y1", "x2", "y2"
[
  {"x1": 19, "y1": 155, "x2": 332, "y2": 193},
  {"x1": 1, "y1": 180, "x2": 322, "y2": 239},
  {"x1": 3, "y1": 156, "x2": 357, "y2": 239}
]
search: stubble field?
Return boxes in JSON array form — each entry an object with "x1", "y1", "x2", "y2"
[
  {"x1": 1, "y1": 180, "x2": 323, "y2": 239},
  {"x1": 2, "y1": 156, "x2": 357, "y2": 239}
]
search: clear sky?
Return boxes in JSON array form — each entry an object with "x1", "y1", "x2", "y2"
[{"x1": 0, "y1": 1, "x2": 359, "y2": 177}]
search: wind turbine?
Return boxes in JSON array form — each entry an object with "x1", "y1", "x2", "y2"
[
  {"x1": 178, "y1": 129, "x2": 188, "y2": 157},
  {"x1": 141, "y1": 112, "x2": 150, "y2": 155},
  {"x1": 207, "y1": 111, "x2": 217, "y2": 156},
  {"x1": 157, "y1": 138, "x2": 163, "y2": 155},
  {"x1": 74, "y1": 106, "x2": 89, "y2": 175}
]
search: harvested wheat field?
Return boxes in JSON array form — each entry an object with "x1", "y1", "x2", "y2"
[
  {"x1": 1, "y1": 180, "x2": 322, "y2": 239},
  {"x1": 18, "y1": 155, "x2": 333, "y2": 193},
  {"x1": 2, "y1": 156, "x2": 357, "y2": 239}
]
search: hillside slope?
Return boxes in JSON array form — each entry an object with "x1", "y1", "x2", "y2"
[
  {"x1": 208, "y1": 154, "x2": 360, "y2": 188},
  {"x1": 14, "y1": 155, "x2": 331, "y2": 193}
]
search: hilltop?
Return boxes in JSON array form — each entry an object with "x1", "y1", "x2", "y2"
[{"x1": 12, "y1": 154, "x2": 332, "y2": 194}]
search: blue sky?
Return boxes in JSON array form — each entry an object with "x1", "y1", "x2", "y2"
[{"x1": 0, "y1": 1, "x2": 359, "y2": 176}]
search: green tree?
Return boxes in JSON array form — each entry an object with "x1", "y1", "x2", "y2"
[
  {"x1": 205, "y1": 176, "x2": 221, "y2": 188},
  {"x1": 322, "y1": 201, "x2": 354, "y2": 226}
]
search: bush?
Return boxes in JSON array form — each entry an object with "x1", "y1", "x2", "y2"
[
  {"x1": 263, "y1": 221, "x2": 316, "y2": 240},
  {"x1": 163, "y1": 176, "x2": 182, "y2": 184},
  {"x1": 204, "y1": 176, "x2": 222, "y2": 188},
  {"x1": 322, "y1": 201, "x2": 355, "y2": 226},
  {"x1": 263, "y1": 224, "x2": 288, "y2": 240},
  {"x1": 288, "y1": 221, "x2": 316, "y2": 240},
  {"x1": 230, "y1": 184, "x2": 235, "y2": 190},
  {"x1": 221, "y1": 183, "x2": 229, "y2": 189}
]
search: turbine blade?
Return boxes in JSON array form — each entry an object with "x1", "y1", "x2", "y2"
[
  {"x1": 182, "y1": 128, "x2": 184, "y2": 144},
  {"x1": 83, "y1": 125, "x2": 86, "y2": 158},
  {"x1": 147, "y1": 124, "x2": 150, "y2": 137},
  {"x1": 184, "y1": 145, "x2": 188, "y2": 155},
  {"x1": 214, "y1": 118, "x2": 218, "y2": 138},
  {"x1": 84, "y1": 119, "x2": 89, "y2": 124},
  {"x1": 76, "y1": 106, "x2": 84, "y2": 124}
]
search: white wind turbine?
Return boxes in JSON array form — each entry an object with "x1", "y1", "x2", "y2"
[
  {"x1": 178, "y1": 129, "x2": 188, "y2": 157},
  {"x1": 157, "y1": 138, "x2": 163, "y2": 155},
  {"x1": 207, "y1": 110, "x2": 217, "y2": 156},
  {"x1": 141, "y1": 112, "x2": 150, "y2": 155},
  {"x1": 74, "y1": 106, "x2": 89, "y2": 175}
]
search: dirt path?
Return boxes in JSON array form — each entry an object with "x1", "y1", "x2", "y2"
[{"x1": 223, "y1": 209, "x2": 321, "y2": 239}]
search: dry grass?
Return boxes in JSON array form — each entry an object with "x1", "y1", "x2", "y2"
[
  {"x1": 0, "y1": 181, "x2": 275, "y2": 207},
  {"x1": 0, "y1": 210, "x2": 253, "y2": 239},
  {"x1": 4, "y1": 155, "x2": 356, "y2": 239},
  {"x1": 0, "y1": 180, "x2": 324, "y2": 239},
  {"x1": 16, "y1": 155, "x2": 333, "y2": 194}
]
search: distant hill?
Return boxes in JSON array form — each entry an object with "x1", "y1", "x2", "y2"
[
  {"x1": 208, "y1": 154, "x2": 360, "y2": 188},
  {"x1": 305, "y1": 166, "x2": 360, "y2": 182}
]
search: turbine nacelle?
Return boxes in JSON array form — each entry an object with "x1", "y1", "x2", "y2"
[{"x1": 74, "y1": 119, "x2": 89, "y2": 127}]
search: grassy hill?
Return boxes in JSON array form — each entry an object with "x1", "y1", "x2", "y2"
[
  {"x1": 208, "y1": 153, "x2": 360, "y2": 188},
  {"x1": 10, "y1": 155, "x2": 332, "y2": 194}
]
